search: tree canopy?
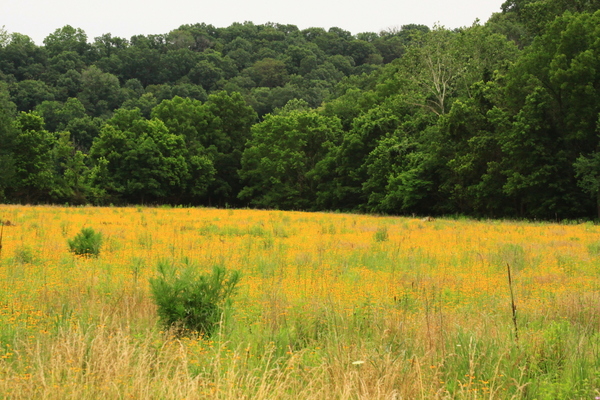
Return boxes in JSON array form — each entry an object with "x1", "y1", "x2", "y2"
[{"x1": 2, "y1": 9, "x2": 600, "y2": 220}]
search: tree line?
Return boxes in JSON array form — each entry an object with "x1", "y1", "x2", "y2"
[{"x1": 1, "y1": 0, "x2": 600, "y2": 219}]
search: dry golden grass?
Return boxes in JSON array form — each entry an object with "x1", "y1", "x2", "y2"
[{"x1": 1, "y1": 205, "x2": 599, "y2": 399}]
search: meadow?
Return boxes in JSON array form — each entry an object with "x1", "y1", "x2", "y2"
[{"x1": 0, "y1": 205, "x2": 599, "y2": 399}]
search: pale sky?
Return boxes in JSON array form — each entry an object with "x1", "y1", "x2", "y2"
[{"x1": 2, "y1": 0, "x2": 504, "y2": 45}]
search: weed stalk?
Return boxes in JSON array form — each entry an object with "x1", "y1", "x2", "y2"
[
  {"x1": 507, "y1": 262, "x2": 519, "y2": 346},
  {"x1": 0, "y1": 220, "x2": 4, "y2": 259}
]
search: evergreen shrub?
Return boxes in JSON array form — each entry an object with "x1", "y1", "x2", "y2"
[
  {"x1": 68, "y1": 227, "x2": 102, "y2": 257},
  {"x1": 150, "y1": 261, "x2": 240, "y2": 337}
]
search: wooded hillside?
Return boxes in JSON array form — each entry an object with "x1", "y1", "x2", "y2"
[{"x1": 1, "y1": 0, "x2": 600, "y2": 219}]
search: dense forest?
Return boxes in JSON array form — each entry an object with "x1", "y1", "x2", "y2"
[{"x1": 1, "y1": 0, "x2": 600, "y2": 219}]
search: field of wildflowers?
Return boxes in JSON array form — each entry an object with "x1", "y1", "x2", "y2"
[{"x1": 0, "y1": 205, "x2": 599, "y2": 399}]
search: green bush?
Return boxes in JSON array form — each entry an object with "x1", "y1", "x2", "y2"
[
  {"x1": 13, "y1": 245, "x2": 37, "y2": 264},
  {"x1": 587, "y1": 241, "x2": 600, "y2": 256},
  {"x1": 374, "y1": 226, "x2": 389, "y2": 242},
  {"x1": 149, "y1": 261, "x2": 240, "y2": 337},
  {"x1": 68, "y1": 227, "x2": 102, "y2": 257}
]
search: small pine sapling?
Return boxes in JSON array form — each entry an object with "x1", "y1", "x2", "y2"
[
  {"x1": 68, "y1": 227, "x2": 103, "y2": 257},
  {"x1": 150, "y1": 261, "x2": 240, "y2": 337}
]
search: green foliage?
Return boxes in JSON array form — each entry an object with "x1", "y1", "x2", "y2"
[
  {"x1": 67, "y1": 227, "x2": 102, "y2": 257},
  {"x1": 494, "y1": 243, "x2": 526, "y2": 272},
  {"x1": 3, "y1": 14, "x2": 600, "y2": 219},
  {"x1": 574, "y1": 147, "x2": 600, "y2": 218},
  {"x1": 43, "y1": 25, "x2": 89, "y2": 57},
  {"x1": 0, "y1": 84, "x2": 17, "y2": 201},
  {"x1": 89, "y1": 108, "x2": 198, "y2": 203},
  {"x1": 587, "y1": 241, "x2": 600, "y2": 256},
  {"x1": 77, "y1": 65, "x2": 122, "y2": 117},
  {"x1": 51, "y1": 131, "x2": 93, "y2": 204},
  {"x1": 12, "y1": 112, "x2": 57, "y2": 202},
  {"x1": 373, "y1": 226, "x2": 389, "y2": 242},
  {"x1": 149, "y1": 261, "x2": 240, "y2": 337},
  {"x1": 239, "y1": 109, "x2": 342, "y2": 209},
  {"x1": 531, "y1": 320, "x2": 571, "y2": 375},
  {"x1": 13, "y1": 245, "x2": 37, "y2": 264},
  {"x1": 34, "y1": 98, "x2": 86, "y2": 133},
  {"x1": 151, "y1": 92, "x2": 256, "y2": 205},
  {"x1": 12, "y1": 80, "x2": 55, "y2": 112}
]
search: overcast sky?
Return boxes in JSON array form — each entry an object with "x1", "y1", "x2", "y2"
[{"x1": 2, "y1": 0, "x2": 504, "y2": 45}]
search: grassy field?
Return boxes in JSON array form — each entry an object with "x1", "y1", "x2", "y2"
[{"x1": 0, "y1": 205, "x2": 599, "y2": 399}]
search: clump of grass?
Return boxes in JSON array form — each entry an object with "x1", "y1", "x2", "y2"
[
  {"x1": 374, "y1": 226, "x2": 389, "y2": 242},
  {"x1": 13, "y1": 244, "x2": 37, "y2": 264},
  {"x1": 271, "y1": 222, "x2": 289, "y2": 238},
  {"x1": 199, "y1": 223, "x2": 219, "y2": 235},
  {"x1": 494, "y1": 243, "x2": 526, "y2": 272},
  {"x1": 150, "y1": 261, "x2": 240, "y2": 337},
  {"x1": 68, "y1": 227, "x2": 103, "y2": 257},
  {"x1": 587, "y1": 241, "x2": 600, "y2": 256},
  {"x1": 0, "y1": 220, "x2": 4, "y2": 259}
]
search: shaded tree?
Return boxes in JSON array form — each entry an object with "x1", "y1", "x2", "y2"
[
  {"x1": 90, "y1": 109, "x2": 201, "y2": 203},
  {"x1": 239, "y1": 109, "x2": 342, "y2": 209},
  {"x1": 0, "y1": 83, "x2": 17, "y2": 200},
  {"x1": 43, "y1": 25, "x2": 90, "y2": 59},
  {"x1": 11, "y1": 112, "x2": 56, "y2": 202},
  {"x1": 11, "y1": 79, "x2": 55, "y2": 111},
  {"x1": 78, "y1": 65, "x2": 122, "y2": 117}
]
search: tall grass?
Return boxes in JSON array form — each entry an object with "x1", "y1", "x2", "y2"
[{"x1": 1, "y1": 205, "x2": 599, "y2": 398}]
